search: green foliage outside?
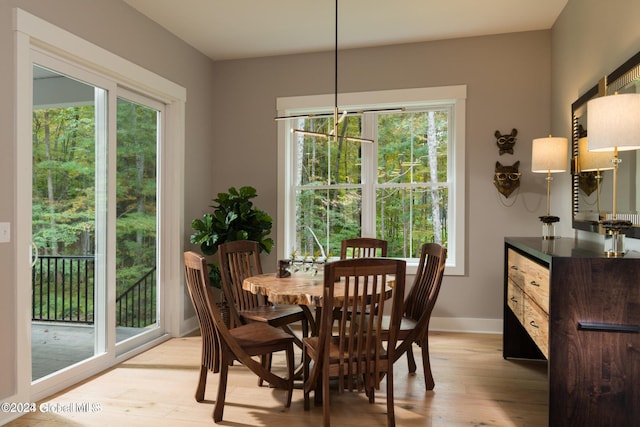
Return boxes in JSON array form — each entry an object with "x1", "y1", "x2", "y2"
[
  {"x1": 32, "y1": 98, "x2": 158, "y2": 326},
  {"x1": 293, "y1": 110, "x2": 449, "y2": 259}
]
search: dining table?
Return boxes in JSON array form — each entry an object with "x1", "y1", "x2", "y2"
[{"x1": 242, "y1": 270, "x2": 394, "y2": 335}]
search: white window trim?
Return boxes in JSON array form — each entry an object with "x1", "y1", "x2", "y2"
[
  {"x1": 12, "y1": 8, "x2": 186, "y2": 409},
  {"x1": 276, "y1": 86, "x2": 466, "y2": 276}
]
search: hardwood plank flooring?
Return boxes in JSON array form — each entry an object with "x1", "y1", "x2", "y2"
[{"x1": 7, "y1": 332, "x2": 548, "y2": 426}]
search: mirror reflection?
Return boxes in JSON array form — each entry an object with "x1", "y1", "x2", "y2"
[{"x1": 572, "y1": 50, "x2": 640, "y2": 238}]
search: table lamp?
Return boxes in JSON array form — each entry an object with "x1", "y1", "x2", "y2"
[
  {"x1": 587, "y1": 92, "x2": 640, "y2": 257},
  {"x1": 531, "y1": 136, "x2": 568, "y2": 239}
]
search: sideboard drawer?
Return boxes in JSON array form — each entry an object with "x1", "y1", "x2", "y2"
[
  {"x1": 507, "y1": 280, "x2": 524, "y2": 324},
  {"x1": 522, "y1": 260, "x2": 549, "y2": 314},
  {"x1": 524, "y1": 294, "x2": 549, "y2": 359},
  {"x1": 508, "y1": 249, "x2": 549, "y2": 313},
  {"x1": 507, "y1": 249, "x2": 526, "y2": 288}
]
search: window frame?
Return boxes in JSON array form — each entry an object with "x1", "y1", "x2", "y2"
[{"x1": 277, "y1": 86, "x2": 466, "y2": 275}]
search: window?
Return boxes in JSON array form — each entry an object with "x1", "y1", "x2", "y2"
[{"x1": 277, "y1": 86, "x2": 466, "y2": 274}]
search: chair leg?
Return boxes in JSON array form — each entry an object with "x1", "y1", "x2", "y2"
[
  {"x1": 386, "y1": 369, "x2": 396, "y2": 427},
  {"x1": 406, "y1": 344, "x2": 417, "y2": 374},
  {"x1": 258, "y1": 353, "x2": 272, "y2": 387},
  {"x1": 322, "y1": 364, "x2": 330, "y2": 427},
  {"x1": 285, "y1": 344, "x2": 294, "y2": 409},
  {"x1": 421, "y1": 338, "x2": 435, "y2": 390},
  {"x1": 303, "y1": 349, "x2": 311, "y2": 411},
  {"x1": 195, "y1": 365, "x2": 207, "y2": 402},
  {"x1": 213, "y1": 361, "x2": 229, "y2": 423}
]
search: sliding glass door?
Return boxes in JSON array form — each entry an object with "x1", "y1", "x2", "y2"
[
  {"x1": 31, "y1": 64, "x2": 105, "y2": 380},
  {"x1": 114, "y1": 93, "x2": 161, "y2": 352},
  {"x1": 31, "y1": 58, "x2": 163, "y2": 382}
]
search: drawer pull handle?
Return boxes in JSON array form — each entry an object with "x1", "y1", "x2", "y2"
[
  {"x1": 510, "y1": 297, "x2": 518, "y2": 303},
  {"x1": 578, "y1": 322, "x2": 640, "y2": 333},
  {"x1": 510, "y1": 265, "x2": 518, "y2": 271},
  {"x1": 529, "y1": 320, "x2": 539, "y2": 329},
  {"x1": 529, "y1": 281, "x2": 540, "y2": 287}
]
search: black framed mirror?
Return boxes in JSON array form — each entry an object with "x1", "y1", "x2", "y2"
[{"x1": 572, "y1": 50, "x2": 640, "y2": 239}]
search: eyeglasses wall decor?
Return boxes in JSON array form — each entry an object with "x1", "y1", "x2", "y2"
[
  {"x1": 493, "y1": 129, "x2": 520, "y2": 199},
  {"x1": 571, "y1": 48, "x2": 640, "y2": 239}
]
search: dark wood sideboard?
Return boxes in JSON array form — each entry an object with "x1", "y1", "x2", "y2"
[{"x1": 503, "y1": 237, "x2": 640, "y2": 426}]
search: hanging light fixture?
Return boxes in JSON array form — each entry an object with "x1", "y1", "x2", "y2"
[{"x1": 274, "y1": 0, "x2": 404, "y2": 143}]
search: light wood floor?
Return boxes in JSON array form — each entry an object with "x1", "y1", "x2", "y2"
[{"x1": 7, "y1": 332, "x2": 548, "y2": 426}]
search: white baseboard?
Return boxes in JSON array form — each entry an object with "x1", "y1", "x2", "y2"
[{"x1": 430, "y1": 317, "x2": 503, "y2": 334}]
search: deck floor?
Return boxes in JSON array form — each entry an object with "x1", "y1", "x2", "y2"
[{"x1": 31, "y1": 322, "x2": 145, "y2": 380}]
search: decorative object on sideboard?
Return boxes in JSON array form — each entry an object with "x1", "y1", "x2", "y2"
[
  {"x1": 587, "y1": 90, "x2": 640, "y2": 256},
  {"x1": 495, "y1": 128, "x2": 518, "y2": 155},
  {"x1": 531, "y1": 135, "x2": 568, "y2": 240},
  {"x1": 493, "y1": 161, "x2": 521, "y2": 199}
]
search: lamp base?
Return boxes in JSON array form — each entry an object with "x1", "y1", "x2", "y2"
[
  {"x1": 539, "y1": 216, "x2": 559, "y2": 240},
  {"x1": 602, "y1": 219, "x2": 632, "y2": 257}
]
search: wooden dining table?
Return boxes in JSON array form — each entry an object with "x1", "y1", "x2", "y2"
[{"x1": 242, "y1": 271, "x2": 394, "y2": 335}]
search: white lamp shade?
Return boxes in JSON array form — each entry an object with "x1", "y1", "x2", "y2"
[
  {"x1": 587, "y1": 93, "x2": 640, "y2": 152},
  {"x1": 531, "y1": 136, "x2": 568, "y2": 173},
  {"x1": 578, "y1": 137, "x2": 614, "y2": 171}
]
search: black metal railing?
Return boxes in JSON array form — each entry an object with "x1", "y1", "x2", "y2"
[
  {"x1": 32, "y1": 255, "x2": 157, "y2": 328},
  {"x1": 115, "y1": 268, "x2": 157, "y2": 328},
  {"x1": 32, "y1": 255, "x2": 95, "y2": 324}
]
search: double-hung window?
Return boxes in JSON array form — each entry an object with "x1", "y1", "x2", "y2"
[{"x1": 277, "y1": 86, "x2": 466, "y2": 274}]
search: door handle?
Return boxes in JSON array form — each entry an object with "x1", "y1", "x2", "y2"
[{"x1": 30, "y1": 240, "x2": 39, "y2": 268}]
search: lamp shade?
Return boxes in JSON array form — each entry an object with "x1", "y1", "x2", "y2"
[
  {"x1": 587, "y1": 93, "x2": 640, "y2": 152},
  {"x1": 531, "y1": 136, "x2": 568, "y2": 173},
  {"x1": 578, "y1": 137, "x2": 614, "y2": 171}
]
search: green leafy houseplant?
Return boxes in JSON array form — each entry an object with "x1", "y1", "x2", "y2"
[{"x1": 190, "y1": 186, "x2": 274, "y2": 288}]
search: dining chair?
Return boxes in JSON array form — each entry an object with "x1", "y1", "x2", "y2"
[
  {"x1": 340, "y1": 237, "x2": 388, "y2": 259},
  {"x1": 383, "y1": 242, "x2": 447, "y2": 390},
  {"x1": 218, "y1": 240, "x2": 309, "y2": 374},
  {"x1": 302, "y1": 257, "x2": 406, "y2": 427},
  {"x1": 183, "y1": 251, "x2": 295, "y2": 423},
  {"x1": 219, "y1": 239, "x2": 310, "y2": 336}
]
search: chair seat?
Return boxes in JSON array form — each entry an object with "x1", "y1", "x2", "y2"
[
  {"x1": 381, "y1": 314, "x2": 419, "y2": 338},
  {"x1": 303, "y1": 336, "x2": 389, "y2": 363},
  {"x1": 239, "y1": 304, "x2": 306, "y2": 327},
  {"x1": 230, "y1": 322, "x2": 295, "y2": 355}
]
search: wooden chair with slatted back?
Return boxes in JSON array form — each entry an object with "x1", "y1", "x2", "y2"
[
  {"x1": 383, "y1": 242, "x2": 447, "y2": 390},
  {"x1": 340, "y1": 238, "x2": 388, "y2": 259},
  {"x1": 219, "y1": 239, "x2": 309, "y2": 336},
  {"x1": 218, "y1": 240, "x2": 309, "y2": 380},
  {"x1": 183, "y1": 251, "x2": 295, "y2": 423},
  {"x1": 302, "y1": 257, "x2": 406, "y2": 427}
]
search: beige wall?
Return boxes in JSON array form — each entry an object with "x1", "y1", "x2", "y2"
[
  {"x1": 551, "y1": 0, "x2": 640, "y2": 238},
  {"x1": 211, "y1": 31, "x2": 553, "y2": 325}
]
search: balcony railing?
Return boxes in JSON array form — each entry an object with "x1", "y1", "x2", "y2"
[
  {"x1": 32, "y1": 255, "x2": 156, "y2": 328},
  {"x1": 115, "y1": 268, "x2": 157, "y2": 328},
  {"x1": 32, "y1": 255, "x2": 95, "y2": 324}
]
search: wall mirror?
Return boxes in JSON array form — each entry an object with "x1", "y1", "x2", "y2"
[{"x1": 572, "y1": 50, "x2": 640, "y2": 239}]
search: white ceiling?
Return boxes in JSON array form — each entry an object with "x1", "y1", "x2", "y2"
[{"x1": 123, "y1": 0, "x2": 568, "y2": 61}]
